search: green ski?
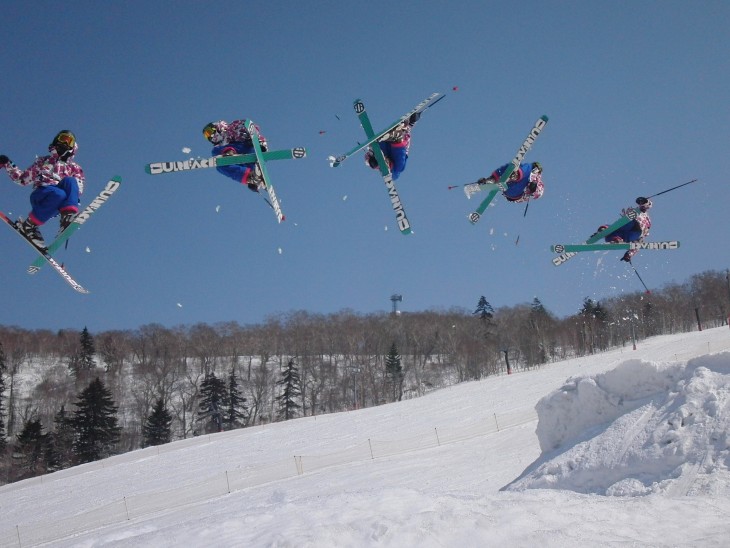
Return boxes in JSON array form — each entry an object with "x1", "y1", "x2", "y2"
[
  {"x1": 246, "y1": 119, "x2": 285, "y2": 223},
  {"x1": 145, "y1": 148, "x2": 306, "y2": 175},
  {"x1": 28, "y1": 177, "x2": 122, "y2": 274},
  {"x1": 552, "y1": 241, "x2": 680, "y2": 253},
  {"x1": 354, "y1": 99, "x2": 414, "y2": 235},
  {"x1": 329, "y1": 92, "x2": 444, "y2": 168},
  {"x1": 552, "y1": 207, "x2": 642, "y2": 266}
]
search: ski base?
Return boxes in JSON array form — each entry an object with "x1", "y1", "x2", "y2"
[
  {"x1": 0, "y1": 212, "x2": 89, "y2": 293},
  {"x1": 354, "y1": 100, "x2": 413, "y2": 234},
  {"x1": 552, "y1": 241, "x2": 680, "y2": 253},
  {"x1": 246, "y1": 120, "x2": 285, "y2": 223},
  {"x1": 145, "y1": 148, "x2": 306, "y2": 175},
  {"x1": 28, "y1": 176, "x2": 122, "y2": 274}
]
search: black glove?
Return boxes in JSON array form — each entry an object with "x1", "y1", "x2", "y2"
[
  {"x1": 0, "y1": 154, "x2": 10, "y2": 166},
  {"x1": 636, "y1": 196, "x2": 649, "y2": 206},
  {"x1": 247, "y1": 182, "x2": 259, "y2": 192},
  {"x1": 620, "y1": 252, "x2": 632, "y2": 262},
  {"x1": 528, "y1": 181, "x2": 538, "y2": 194},
  {"x1": 408, "y1": 112, "x2": 421, "y2": 126}
]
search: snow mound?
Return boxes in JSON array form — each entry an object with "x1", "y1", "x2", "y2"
[{"x1": 503, "y1": 352, "x2": 730, "y2": 497}]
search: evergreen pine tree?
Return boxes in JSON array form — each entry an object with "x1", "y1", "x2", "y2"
[
  {"x1": 580, "y1": 297, "x2": 609, "y2": 322},
  {"x1": 142, "y1": 397, "x2": 173, "y2": 447},
  {"x1": 385, "y1": 342, "x2": 404, "y2": 402},
  {"x1": 52, "y1": 405, "x2": 75, "y2": 469},
  {"x1": 530, "y1": 297, "x2": 547, "y2": 317},
  {"x1": 71, "y1": 377, "x2": 121, "y2": 464},
  {"x1": 79, "y1": 327, "x2": 96, "y2": 370},
  {"x1": 473, "y1": 296, "x2": 495, "y2": 322},
  {"x1": 198, "y1": 372, "x2": 227, "y2": 433},
  {"x1": 43, "y1": 430, "x2": 62, "y2": 473},
  {"x1": 69, "y1": 327, "x2": 96, "y2": 377},
  {"x1": 14, "y1": 418, "x2": 50, "y2": 478},
  {"x1": 275, "y1": 359, "x2": 302, "y2": 421},
  {"x1": 223, "y1": 368, "x2": 248, "y2": 430}
]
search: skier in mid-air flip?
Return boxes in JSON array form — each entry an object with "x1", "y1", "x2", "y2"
[
  {"x1": 203, "y1": 120, "x2": 269, "y2": 192},
  {"x1": 0, "y1": 130, "x2": 84, "y2": 251},
  {"x1": 593, "y1": 197, "x2": 652, "y2": 262},
  {"x1": 363, "y1": 112, "x2": 421, "y2": 180},
  {"x1": 471, "y1": 161, "x2": 544, "y2": 203}
]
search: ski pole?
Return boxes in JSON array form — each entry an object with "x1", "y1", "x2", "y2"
[
  {"x1": 629, "y1": 261, "x2": 651, "y2": 294},
  {"x1": 448, "y1": 181, "x2": 478, "y2": 190},
  {"x1": 515, "y1": 198, "x2": 530, "y2": 245},
  {"x1": 647, "y1": 178, "x2": 698, "y2": 199}
]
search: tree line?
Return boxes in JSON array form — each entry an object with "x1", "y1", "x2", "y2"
[{"x1": 0, "y1": 268, "x2": 727, "y2": 483}]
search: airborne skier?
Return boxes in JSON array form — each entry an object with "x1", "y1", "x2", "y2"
[
  {"x1": 0, "y1": 130, "x2": 84, "y2": 251},
  {"x1": 202, "y1": 120, "x2": 269, "y2": 192},
  {"x1": 363, "y1": 112, "x2": 421, "y2": 180},
  {"x1": 594, "y1": 197, "x2": 652, "y2": 262},
  {"x1": 470, "y1": 161, "x2": 544, "y2": 203}
]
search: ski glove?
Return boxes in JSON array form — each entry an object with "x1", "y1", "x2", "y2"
[
  {"x1": 620, "y1": 252, "x2": 632, "y2": 263},
  {"x1": 0, "y1": 155, "x2": 9, "y2": 167}
]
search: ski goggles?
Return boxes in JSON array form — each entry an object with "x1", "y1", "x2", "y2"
[
  {"x1": 55, "y1": 132, "x2": 76, "y2": 148},
  {"x1": 203, "y1": 124, "x2": 220, "y2": 142}
]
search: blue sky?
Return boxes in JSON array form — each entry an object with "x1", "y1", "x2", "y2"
[{"x1": 1, "y1": 0, "x2": 728, "y2": 332}]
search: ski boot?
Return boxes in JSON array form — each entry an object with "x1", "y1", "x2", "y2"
[
  {"x1": 59, "y1": 211, "x2": 76, "y2": 234},
  {"x1": 16, "y1": 218, "x2": 47, "y2": 251},
  {"x1": 246, "y1": 164, "x2": 266, "y2": 192}
]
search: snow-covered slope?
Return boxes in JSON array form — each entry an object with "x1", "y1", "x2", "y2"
[
  {"x1": 1, "y1": 327, "x2": 729, "y2": 547},
  {"x1": 504, "y1": 355, "x2": 730, "y2": 496}
]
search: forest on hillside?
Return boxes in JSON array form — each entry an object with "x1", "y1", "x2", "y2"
[{"x1": 0, "y1": 268, "x2": 727, "y2": 483}]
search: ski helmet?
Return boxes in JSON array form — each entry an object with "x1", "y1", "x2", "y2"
[
  {"x1": 636, "y1": 196, "x2": 652, "y2": 211},
  {"x1": 203, "y1": 121, "x2": 228, "y2": 145},
  {"x1": 50, "y1": 130, "x2": 75, "y2": 149},
  {"x1": 49, "y1": 130, "x2": 76, "y2": 160},
  {"x1": 531, "y1": 161, "x2": 543, "y2": 174}
]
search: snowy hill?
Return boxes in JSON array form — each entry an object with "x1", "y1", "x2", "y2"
[
  {"x1": 1, "y1": 327, "x2": 729, "y2": 547},
  {"x1": 505, "y1": 356, "x2": 730, "y2": 497}
]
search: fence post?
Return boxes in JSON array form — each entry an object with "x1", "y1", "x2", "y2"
[{"x1": 294, "y1": 455, "x2": 303, "y2": 475}]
